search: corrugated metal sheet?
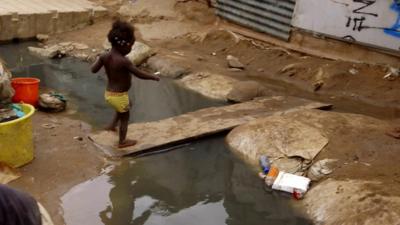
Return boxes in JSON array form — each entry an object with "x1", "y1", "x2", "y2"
[{"x1": 215, "y1": 0, "x2": 296, "y2": 40}]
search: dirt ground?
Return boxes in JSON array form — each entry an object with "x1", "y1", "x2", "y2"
[
  {"x1": 45, "y1": 0, "x2": 400, "y2": 117},
  {"x1": 7, "y1": 0, "x2": 400, "y2": 224},
  {"x1": 10, "y1": 113, "x2": 106, "y2": 225}
]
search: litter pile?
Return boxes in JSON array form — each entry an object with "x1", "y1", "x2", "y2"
[
  {"x1": 258, "y1": 155, "x2": 311, "y2": 200},
  {"x1": 0, "y1": 104, "x2": 25, "y2": 123},
  {"x1": 0, "y1": 60, "x2": 17, "y2": 123},
  {"x1": 39, "y1": 93, "x2": 67, "y2": 112}
]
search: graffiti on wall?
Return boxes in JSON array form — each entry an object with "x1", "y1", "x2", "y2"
[{"x1": 292, "y1": 0, "x2": 400, "y2": 51}]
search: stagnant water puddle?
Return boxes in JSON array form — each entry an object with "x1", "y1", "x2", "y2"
[{"x1": 0, "y1": 42, "x2": 311, "y2": 225}]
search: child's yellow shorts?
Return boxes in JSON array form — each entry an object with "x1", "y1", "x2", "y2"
[{"x1": 104, "y1": 91, "x2": 130, "y2": 113}]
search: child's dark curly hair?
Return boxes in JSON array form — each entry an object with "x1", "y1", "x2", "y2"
[{"x1": 108, "y1": 20, "x2": 135, "y2": 47}]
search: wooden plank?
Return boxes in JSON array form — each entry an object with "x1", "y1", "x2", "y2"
[{"x1": 89, "y1": 96, "x2": 332, "y2": 157}]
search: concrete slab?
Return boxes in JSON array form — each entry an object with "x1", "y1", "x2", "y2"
[
  {"x1": 89, "y1": 96, "x2": 331, "y2": 157},
  {"x1": 0, "y1": 0, "x2": 107, "y2": 41}
]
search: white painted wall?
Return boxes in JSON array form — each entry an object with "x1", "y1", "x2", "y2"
[{"x1": 292, "y1": 0, "x2": 400, "y2": 51}]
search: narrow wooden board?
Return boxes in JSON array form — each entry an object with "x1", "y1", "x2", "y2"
[{"x1": 89, "y1": 96, "x2": 332, "y2": 157}]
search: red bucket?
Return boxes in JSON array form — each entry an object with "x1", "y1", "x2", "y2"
[{"x1": 11, "y1": 77, "x2": 40, "y2": 106}]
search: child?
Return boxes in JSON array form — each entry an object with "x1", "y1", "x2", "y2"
[{"x1": 91, "y1": 20, "x2": 159, "y2": 148}]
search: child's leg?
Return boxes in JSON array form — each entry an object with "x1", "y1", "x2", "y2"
[
  {"x1": 118, "y1": 111, "x2": 137, "y2": 148},
  {"x1": 105, "y1": 111, "x2": 119, "y2": 131}
]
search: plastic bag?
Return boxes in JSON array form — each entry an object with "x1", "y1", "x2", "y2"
[{"x1": 0, "y1": 61, "x2": 14, "y2": 105}]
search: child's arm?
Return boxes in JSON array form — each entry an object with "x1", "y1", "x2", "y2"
[
  {"x1": 91, "y1": 55, "x2": 104, "y2": 73},
  {"x1": 125, "y1": 59, "x2": 159, "y2": 81}
]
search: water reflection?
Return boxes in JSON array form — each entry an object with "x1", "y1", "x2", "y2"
[{"x1": 63, "y1": 136, "x2": 310, "y2": 225}]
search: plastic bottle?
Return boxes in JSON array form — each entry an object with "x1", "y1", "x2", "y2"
[
  {"x1": 265, "y1": 166, "x2": 279, "y2": 186},
  {"x1": 259, "y1": 155, "x2": 270, "y2": 174}
]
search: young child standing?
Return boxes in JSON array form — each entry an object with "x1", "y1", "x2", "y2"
[{"x1": 91, "y1": 20, "x2": 159, "y2": 148}]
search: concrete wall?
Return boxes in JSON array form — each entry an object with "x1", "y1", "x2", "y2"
[
  {"x1": 292, "y1": 0, "x2": 400, "y2": 52},
  {"x1": 0, "y1": 0, "x2": 107, "y2": 41}
]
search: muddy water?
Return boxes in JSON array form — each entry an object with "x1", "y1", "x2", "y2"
[{"x1": 0, "y1": 43, "x2": 311, "y2": 225}]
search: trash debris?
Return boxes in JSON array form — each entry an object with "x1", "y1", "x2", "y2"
[
  {"x1": 211, "y1": 52, "x2": 217, "y2": 56},
  {"x1": 226, "y1": 55, "x2": 245, "y2": 70},
  {"x1": 272, "y1": 171, "x2": 311, "y2": 199},
  {"x1": 349, "y1": 68, "x2": 359, "y2": 75},
  {"x1": 38, "y1": 93, "x2": 67, "y2": 112},
  {"x1": 258, "y1": 154, "x2": 311, "y2": 199},
  {"x1": 383, "y1": 67, "x2": 400, "y2": 81},
  {"x1": 259, "y1": 155, "x2": 270, "y2": 174},
  {"x1": 0, "y1": 104, "x2": 25, "y2": 123},
  {"x1": 228, "y1": 68, "x2": 243, "y2": 72},
  {"x1": 0, "y1": 61, "x2": 14, "y2": 106},
  {"x1": 73, "y1": 136, "x2": 83, "y2": 141},
  {"x1": 41, "y1": 123, "x2": 56, "y2": 129},
  {"x1": 307, "y1": 159, "x2": 338, "y2": 181}
]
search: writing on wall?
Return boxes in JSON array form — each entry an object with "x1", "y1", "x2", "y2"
[{"x1": 292, "y1": 0, "x2": 400, "y2": 51}]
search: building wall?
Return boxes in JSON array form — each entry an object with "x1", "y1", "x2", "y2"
[{"x1": 292, "y1": 0, "x2": 400, "y2": 52}]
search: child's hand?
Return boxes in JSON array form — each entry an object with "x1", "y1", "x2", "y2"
[{"x1": 154, "y1": 76, "x2": 160, "y2": 81}]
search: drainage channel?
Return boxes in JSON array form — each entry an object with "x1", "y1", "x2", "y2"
[{"x1": 0, "y1": 42, "x2": 311, "y2": 225}]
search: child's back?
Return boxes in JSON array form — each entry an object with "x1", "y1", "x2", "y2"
[{"x1": 91, "y1": 20, "x2": 159, "y2": 148}]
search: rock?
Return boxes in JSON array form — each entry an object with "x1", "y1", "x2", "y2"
[
  {"x1": 147, "y1": 55, "x2": 190, "y2": 79},
  {"x1": 72, "y1": 43, "x2": 89, "y2": 50},
  {"x1": 28, "y1": 45, "x2": 64, "y2": 59},
  {"x1": 38, "y1": 93, "x2": 67, "y2": 112},
  {"x1": 304, "y1": 179, "x2": 400, "y2": 225},
  {"x1": 0, "y1": 163, "x2": 21, "y2": 184},
  {"x1": 307, "y1": 159, "x2": 338, "y2": 181},
  {"x1": 178, "y1": 73, "x2": 238, "y2": 100},
  {"x1": 226, "y1": 55, "x2": 245, "y2": 69},
  {"x1": 58, "y1": 42, "x2": 72, "y2": 47},
  {"x1": 313, "y1": 80, "x2": 324, "y2": 92},
  {"x1": 227, "y1": 80, "x2": 270, "y2": 103},
  {"x1": 227, "y1": 111, "x2": 329, "y2": 164},
  {"x1": 127, "y1": 42, "x2": 155, "y2": 66},
  {"x1": 103, "y1": 39, "x2": 111, "y2": 50},
  {"x1": 227, "y1": 110, "x2": 391, "y2": 169},
  {"x1": 73, "y1": 53, "x2": 89, "y2": 61},
  {"x1": 36, "y1": 34, "x2": 49, "y2": 42}
]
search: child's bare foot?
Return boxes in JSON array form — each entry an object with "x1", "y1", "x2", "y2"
[
  {"x1": 118, "y1": 139, "x2": 137, "y2": 148},
  {"x1": 386, "y1": 127, "x2": 400, "y2": 139}
]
